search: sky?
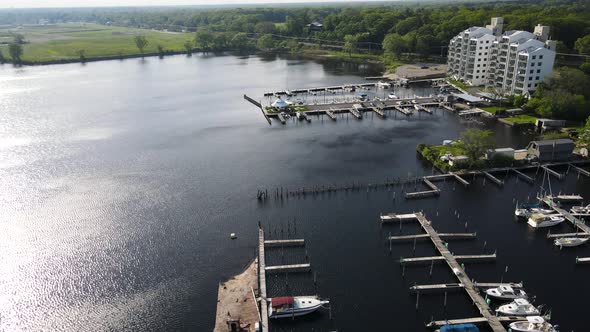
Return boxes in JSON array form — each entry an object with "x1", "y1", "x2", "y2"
[{"x1": 0, "y1": 0, "x2": 392, "y2": 9}]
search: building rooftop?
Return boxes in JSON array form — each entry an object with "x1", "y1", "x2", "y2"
[{"x1": 531, "y1": 139, "x2": 574, "y2": 146}]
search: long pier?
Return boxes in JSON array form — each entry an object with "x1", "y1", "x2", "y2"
[
  {"x1": 512, "y1": 168, "x2": 535, "y2": 183},
  {"x1": 389, "y1": 232, "x2": 476, "y2": 242},
  {"x1": 569, "y1": 163, "x2": 590, "y2": 177},
  {"x1": 542, "y1": 165, "x2": 564, "y2": 180},
  {"x1": 264, "y1": 239, "x2": 305, "y2": 247},
  {"x1": 258, "y1": 228, "x2": 269, "y2": 332},
  {"x1": 483, "y1": 171, "x2": 504, "y2": 187},
  {"x1": 410, "y1": 282, "x2": 522, "y2": 294},
  {"x1": 400, "y1": 253, "x2": 496, "y2": 265},
  {"x1": 427, "y1": 316, "x2": 528, "y2": 328},
  {"x1": 407, "y1": 212, "x2": 507, "y2": 332},
  {"x1": 265, "y1": 263, "x2": 311, "y2": 274}
]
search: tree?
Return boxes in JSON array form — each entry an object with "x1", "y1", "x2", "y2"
[
  {"x1": 458, "y1": 129, "x2": 494, "y2": 162},
  {"x1": 133, "y1": 35, "x2": 149, "y2": 55},
  {"x1": 230, "y1": 33, "x2": 253, "y2": 52},
  {"x1": 575, "y1": 34, "x2": 590, "y2": 54},
  {"x1": 183, "y1": 41, "x2": 193, "y2": 55},
  {"x1": 12, "y1": 34, "x2": 25, "y2": 44},
  {"x1": 254, "y1": 22, "x2": 276, "y2": 34},
  {"x1": 579, "y1": 116, "x2": 590, "y2": 146},
  {"x1": 257, "y1": 34, "x2": 274, "y2": 51},
  {"x1": 77, "y1": 49, "x2": 86, "y2": 62},
  {"x1": 344, "y1": 34, "x2": 359, "y2": 56},
  {"x1": 0, "y1": 49, "x2": 5, "y2": 63},
  {"x1": 195, "y1": 30, "x2": 214, "y2": 52},
  {"x1": 580, "y1": 62, "x2": 590, "y2": 76},
  {"x1": 8, "y1": 42, "x2": 23, "y2": 64},
  {"x1": 382, "y1": 33, "x2": 406, "y2": 58},
  {"x1": 157, "y1": 44, "x2": 165, "y2": 58}
]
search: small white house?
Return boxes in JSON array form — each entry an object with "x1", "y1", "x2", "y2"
[{"x1": 271, "y1": 98, "x2": 289, "y2": 109}]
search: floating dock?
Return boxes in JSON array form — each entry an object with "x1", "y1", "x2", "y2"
[
  {"x1": 576, "y1": 257, "x2": 590, "y2": 264},
  {"x1": 258, "y1": 228, "x2": 269, "y2": 332},
  {"x1": 265, "y1": 263, "x2": 312, "y2": 274},
  {"x1": 387, "y1": 212, "x2": 507, "y2": 332},
  {"x1": 512, "y1": 168, "x2": 535, "y2": 183},
  {"x1": 542, "y1": 165, "x2": 564, "y2": 180},
  {"x1": 400, "y1": 253, "x2": 496, "y2": 266},
  {"x1": 410, "y1": 281, "x2": 522, "y2": 294},
  {"x1": 427, "y1": 316, "x2": 529, "y2": 329},
  {"x1": 325, "y1": 110, "x2": 337, "y2": 121},
  {"x1": 483, "y1": 171, "x2": 504, "y2": 187},
  {"x1": 263, "y1": 239, "x2": 305, "y2": 247},
  {"x1": 389, "y1": 232, "x2": 476, "y2": 242},
  {"x1": 540, "y1": 196, "x2": 590, "y2": 235},
  {"x1": 569, "y1": 163, "x2": 590, "y2": 177},
  {"x1": 450, "y1": 172, "x2": 470, "y2": 187}
]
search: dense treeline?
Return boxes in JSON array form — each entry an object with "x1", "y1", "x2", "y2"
[{"x1": 2, "y1": 0, "x2": 590, "y2": 56}]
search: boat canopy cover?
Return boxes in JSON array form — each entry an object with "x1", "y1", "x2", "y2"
[
  {"x1": 521, "y1": 203, "x2": 540, "y2": 208},
  {"x1": 440, "y1": 323, "x2": 479, "y2": 332},
  {"x1": 271, "y1": 297, "x2": 294, "y2": 307},
  {"x1": 527, "y1": 316, "x2": 544, "y2": 324}
]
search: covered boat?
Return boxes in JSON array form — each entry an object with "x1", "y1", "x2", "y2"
[
  {"x1": 440, "y1": 323, "x2": 479, "y2": 331},
  {"x1": 485, "y1": 285, "x2": 527, "y2": 300},
  {"x1": 268, "y1": 296, "x2": 328, "y2": 319},
  {"x1": 554, "y1": 237, "x2": 589, "y2": 248},
  {"x1": 509, "y1": 316, "x2": 557, "y2": 332},
  {"x1": 496, "y1": 298, "x2": 540, "y2": 316}
]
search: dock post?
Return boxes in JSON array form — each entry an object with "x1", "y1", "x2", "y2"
[
  {"x1": 415, "y1": 291, "x2": 420, "y2": 310},
  {"x1": 444, "y1": 291, "x2": 447, "y2": 309},
  {"x1": 413, "y1": 237, "x2": 417, "y2": 253},
  {"x1": 429, "y1": 259, "x2": 434, "y2": 278},
  {"x1": 389, "y1": 232, "x2": 392, "y2": 253}
]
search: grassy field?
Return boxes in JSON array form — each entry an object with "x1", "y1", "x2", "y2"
[
  {"x1": 0, "y1": 23, "x2": 193, "y2": 63},
  {"x1": 446, "y1": 77, "x2": 470, "y2": 90},
  {"x1": 503, "y1": 114, "x2": 538, "y2": 124},
  {"x1": 480, "y1": 106, "x2": 508, "y2": 114}
]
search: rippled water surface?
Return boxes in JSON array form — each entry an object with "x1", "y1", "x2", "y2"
[{"x1": 1, "y1": 54, "x2": 589, "y2": 331}]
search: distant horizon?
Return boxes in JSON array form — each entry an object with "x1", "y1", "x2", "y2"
[{"x1": 0, "y1": 0, "x2": 407, "y2": 9}]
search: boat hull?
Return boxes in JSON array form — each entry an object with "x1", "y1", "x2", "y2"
[
  {"x1": 269, "y1": 303, "x2": 323, "y2": 319},
  {"x1": 527, "y1": 218, "x2": 564, "y2": 228}
]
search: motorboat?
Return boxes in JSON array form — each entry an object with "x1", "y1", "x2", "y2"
[
  {"x1": 496, "y1": 298, "x2": 540, "y2": 316},
  {"x1": 527, "y1": 214, "x2": 565, "y2": 228},
  {"x1": 268, "y1": 296, "x2": 329, "y2": 319},
  {"x1": 509, "y1": 316, "x2": 557, "y2": 332},
  {"x1": 485, "y1": 285, "x2": 527, "y2": 300},
  {"x1": 388, "y1": 93, "x2": 398, "y2": 99},
  {"x1": 515, "y1": 208, "x2": 555, "y2": 218},
  {"x1": 571, "y1": 204, "x2": 590, "y2": 214},
  {"x1": 296, "y1": 112, "x2": 304, "y2": 120},
  {"x1": 554, "y1": 237, "x2": 589, "y2": 248}
]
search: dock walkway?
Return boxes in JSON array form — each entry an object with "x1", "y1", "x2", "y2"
[
  {"x1": 258, "y1": 228, "x2": 269, "y2": 332},
  {"x1": 414, "y1": 213, "x2": 506, "y2": 332},
  {"x1": 541, "y1": 197, "x2": 590, "y2": 234}
]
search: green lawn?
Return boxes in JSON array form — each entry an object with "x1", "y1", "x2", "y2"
[
  {"x1": 480, "y1": 106, "x2": 508, "y2": 114},
  {"x1": 446, "y1": 77, "x2": 469, "y2": 90},
  {"x1": 503, "y1": 114, "x2": 538, "y2": 124},
  {"x1": 0, "y1": 23, "x2": 193, "y2": 63}
]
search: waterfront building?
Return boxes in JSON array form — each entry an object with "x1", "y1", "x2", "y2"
[
  {"x1": 526, "y1": 139, "x2": 574, "y2": 162},
  {"x1": 448, "y1": 17, "x2": 556, "y2": 96}
]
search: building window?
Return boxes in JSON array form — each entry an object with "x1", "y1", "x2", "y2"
[
  {"x1": 477, "y1": 64, "x2": 480, "y2": 67},
  {"x1": 531, "y1": 63, "x2": 535, "y2": 67},
  {"x1": 537, "y1": 69, "x2": 541, "y2": 73},
  {"x1": 483, "y1": 64, "x2": 486, "y2": 67},
  {"x1": 535, "y1": 76, "x2": 539, "y2": 80},
  {"x1": 476, "y1": 70, "x2": 480, "y2": 73},
  {"x1": 476, "y1": 76, "x2": 479, "y2": 79},
  {"x1": 486, "y1": 40, "x2": 489, "y2": 43},
  {"x1": 539, "y1": 55, "x2": 543, "y2": 59},
  {"x1": 530, "y1": 70, "x2": 534, "y2": 74},
  {"x1": 538, "y1": 62, "x2": 542, "y2": 66},
  {"x1": 484, "y1": 52, "x2": 488, "y2": 55},
  {"x1": 479, "y1": 53, "x2": 482, "y2": 56},
  {"x1": 479, "y1": 47, "x2": 483, "y2": 50},
  {"x1": 529, "y1": 77, "x2": 533, "y2": 81},
  {"x1": 528, "y1": 83, "x2": 532, "y2": 87},
  {"x1": 532, "y1": 55, "x2": 536, "y2": 59}
]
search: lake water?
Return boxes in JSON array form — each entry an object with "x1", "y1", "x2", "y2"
[{"x1": 1, "y1": 54, "x2": 589, "y2": 332}]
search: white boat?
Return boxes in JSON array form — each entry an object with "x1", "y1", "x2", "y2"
[
  {"x1": 509, "y1": 316, "x2": 557, "y2": 332},
  {"x1": 515, "y1": 208, "x2": 555, "y2": 218},
  {"x1": 554, "y1": 237, "x2": 589, "y2": 248},
  {"x1": 571, "y1": 204, "x2": 590, "y2": 214},
  {"x1": 296, "y1": 112, "x2": 304, "y2": 120},
  {"x1": 388, "y1": 93, "x2": 398, "y2": 99},
  {"x1": 377, "y1": 81, "x2": 391, "y2": 89},
  {"x1": 485, "y1": 285, "x2": 527, "y2": 300},
  {"x1": 527, "y1": 214, "x2": 565, "y2": 228},
  {"x1": 268, "y1": 296, "x2": 328, "y2": 319},
  {"x1": 496, "y1": 298, "x2": 540, "y2": 316}
]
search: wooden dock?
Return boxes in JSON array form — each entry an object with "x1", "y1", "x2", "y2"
[
  {"x1": 540, "y1": 196, "x2": 590, "y2": 235},
  {"x1": 264, "y1": 239, "x2": 305, "y2": 247},
  {"x1": 349, "y1": 106, "x2": 362, "y2": 119},
  {"x1": 450, "y1": 172, "x2": 470, "y2": 187},
  {"x1": 483, "y1": 171, "x2": 504, "y2": 187},
  {"x1": 569, "y1": 163, "x2": 590, "y2": 177},
  {"x1": 244, "y1": 94, "x2": 272, "y2": 125},
  {"x1": 414, "y1": 104, "x2": 433, "y2": 114},
  {"x1": 325, "y1": 110, "x2": 337, "y2": 121},
  {"x1": 389, "y1": 233, "x2": 476, "y2": 242},
  {"x1": 427, "y1": 316, "x2": 528, "y2": 328},
  {"x1": 512, "y1": 168, "x2": 535, "y2": 183},
  {"x1": 410, "y1": 213, "x2": 507, "y2": 332},
  {"x1": 265, "y1": 263, "x2": 312, "y2": 274},
  {"x1": 542, "y1": 165, "x2": 564, "y2": 180},
  {"x1": 394, "y1": 105, "x2": 413, "y2": 116},
  {"x1": 410, "y1": 282, "x2": 522, "y2": 294},
  {"x1": 547, "y1": 232, "x2": 590, "y2": 239},
  {"x1": 258, "y1": 228, "x2": 269, "y2": 332},
  {"x1": 576, "y1": 257, "x2": 590, "y2": 264},
  {"x1": 400, "y1": 253, "x2": 496, "y2": 265},
  {"x1": 380, "y1": 213, "x2": 420, "y2": 223}
]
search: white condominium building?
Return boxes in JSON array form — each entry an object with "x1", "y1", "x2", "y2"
[{"x1": 447, "y1": 17, "x2": 556, "y2": 96}]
